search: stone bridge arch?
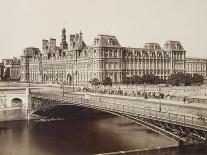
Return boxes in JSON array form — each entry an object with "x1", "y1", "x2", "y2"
[
  {"x1": 11, "y1": 98, "x2": 23, "y2": 107},
  {"x1": 6, "y1": 93, "x2": 29, "y2": 108}
]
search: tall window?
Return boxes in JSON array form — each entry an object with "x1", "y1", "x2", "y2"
[
  {"x1": 109, "y1": 50, "x2": 113, "y2": 57},
  {"x1": 109, "y1": 63, "x2": 111, "y2": 69},
  {"x1": 119, "y1": 50, "x2": 122, "y2": 57},
  {"x1": 114, "y1": 50, "x2": 117, "y2": 57},
  {"x1": 101, "y1": 50, "x2": 104, "y2": 57},
  {"x1": 109, "y1": 38, "x2": 113, "y2": 46},
  {"x1": 114, "y1": 73, "x2": 117, "y2": 82},
  {"x1": 104, "y1": 51, "x2": 108, "y2": 57}
]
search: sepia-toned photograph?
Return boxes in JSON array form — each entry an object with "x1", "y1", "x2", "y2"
[{"x1": 0, "y1": 0, "x2": 207, "y2": 155}]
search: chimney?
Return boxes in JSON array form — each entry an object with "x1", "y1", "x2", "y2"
[
  {"x1": 49, "y1": 38, "x2": 56, "y2": 48},
  {"x1": 42, "y1": 39, "x2": 49, "y2": 52},
  {"x1": 70, "y1": 35, "x2": 75, "y2": 48}
]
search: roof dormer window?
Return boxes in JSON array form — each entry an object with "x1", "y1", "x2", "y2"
[
  {"x1": 108, "y1": 38, "x2": 113, "y2": 46},
  {"x1": 176, "y1": 44, "x2": 180, "y2": 50}
]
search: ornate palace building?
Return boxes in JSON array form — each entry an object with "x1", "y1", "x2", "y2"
[{"x1": 20, "y1": 28, "x2": 206, "y2": 85}]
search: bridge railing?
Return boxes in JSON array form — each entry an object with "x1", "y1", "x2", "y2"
[{"x1": 30, "y1": 92, "x2": 207, "y2": 130}]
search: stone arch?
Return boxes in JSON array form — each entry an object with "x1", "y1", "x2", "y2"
[
  {"x1": 150, "y1": 51, "x2": 156, "y2": 58},
  {"x1": 20, "y1": 73, "x2": 23, "y2": 79},
  {"x1": 156, "y1": 51, "x2": 163, "y2": 59},
  {"x1": 142, "y1": 51, "x2": 149, "y2": 58},
  {"x1": 67, "y1": 74, "x2": 72, "y2": 85},
  {"x1": 43, "y1": 74, "x2": 47, "y2": 83},
  {"x1": 137, "y1": 51, "x2": 141, "y2": 57},
  {"x1": 11, "y1": 98, "x2": 23, "y2": 107}
]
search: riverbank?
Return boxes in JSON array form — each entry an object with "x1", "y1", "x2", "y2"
[{"x1": 96, "y1": 142, "x2": 207, "y2": 155}]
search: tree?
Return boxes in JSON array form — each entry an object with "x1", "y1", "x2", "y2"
[
  {"x1": 168, "y1": 72, "x2": 189, "y2": 86},
  {"x1": 122, "y1": 76, "x2": 131, "y2": 85},
  {"x1": 103, "y1": 77, "x2": 112, "y2": 86},
  {"x1": 122, "y1": 74, "x2": 165, "y2": 85},
  {"x1": 178, "y1": 72, "x2": 190, "y2": 85},
  {"x1": 184, "y1": 73, "x2": 193, "y2": 86},
  {"x1": 89, "y1": 78, "x2": 100, "y2": 86},
  {"x1": 89, "y1": 78, "x2": 101, "y2": 92},
  {"x1": 192, "y1": 74, "x2": 204, "y2": 85},
  {"x1": 167, "y1": 72, "x2": 202, "y2": 86},
  {"x1": 141, "y1": 74, "x2": 160, "y2": 84},
  {"x1": 131, "y1": 75, "x2": 142, "y2": 84},
  {"x1": 168, "y1": 73, "x2": 180, "y2": 86}
]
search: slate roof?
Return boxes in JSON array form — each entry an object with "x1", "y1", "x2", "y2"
[
  {"x1": 93, "y1": 34, "x2": 121, "y2": 47},
  {"x1": 163, "y1": 40, "x2": 184, "y2": 51},
  {"x1": 22, "y1": 47, "x2": 40, "y2": 56},
  {"x1": 70, "y1": 33, "x2": 87, "y2": 50},
  {"x1": 143, "y1": 43, "x2": 161, "y2": 50}
]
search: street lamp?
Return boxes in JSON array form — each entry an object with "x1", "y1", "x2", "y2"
[
  {"x1": 62, "y1": 81, "x2": 65, "y2": 97},
  {"x1": 159, "y1": 85, "x2": 162, "y2": 112},
  {"x1": 72, "y1": 72, "x2": 75, "y2": 97},
  {"x1": 144, "y1": 83, "x2": 147, "y2": 99}
]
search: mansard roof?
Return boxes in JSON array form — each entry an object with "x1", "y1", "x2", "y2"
[
  {"x1": 186, "y1": 57, "x2": 207, "y2": 61},
  {"x1": 143, "y1": 43, "x2": 161, "y2": 50},
  {"x1": 163, "y1": 40, "x2": 184, "y2": 51},
  {"x1": 22, "y1": 47, "x2": 40, "y2": 56},
  {"x1": 3, "y1": 57, "x2": 21, "y2": 65},
  {"x1": 93, "y1": 34, "x2": 121, "y2": 47}
]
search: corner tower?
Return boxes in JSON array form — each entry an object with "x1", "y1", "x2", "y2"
[{"x1": 60, "y1": 28, "x2": 68, "y2": 50}]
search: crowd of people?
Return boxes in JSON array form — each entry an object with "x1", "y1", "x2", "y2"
[{"x1": 81, "y1": 86, "x2": 184, "y2": 101}]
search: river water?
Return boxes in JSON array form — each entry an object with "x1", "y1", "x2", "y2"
[{"x1": 0, "y1": 106, "x2": 206, "y2": 155}]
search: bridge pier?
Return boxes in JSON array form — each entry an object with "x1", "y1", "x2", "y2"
[
  {"x1": 26, "y1": 113, "x2": 30, "y2": 121},
  {"x1": 0, "y1": 87, "x2": 31, "y2": 122},
  {"x1": 25, "y1": 87, "x2": 30, "y2": 121}
]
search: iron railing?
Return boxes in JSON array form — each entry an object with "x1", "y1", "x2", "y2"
[{"x1": 30, "y1": 92, "x2": 207, "y2": 130}]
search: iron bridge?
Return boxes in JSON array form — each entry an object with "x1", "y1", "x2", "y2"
[{"x1": 30, "y1": 92, "x2": 207, "y2": 145}]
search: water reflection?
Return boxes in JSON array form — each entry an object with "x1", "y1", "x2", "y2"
[{"x1": 0, "y1": 115, "x2": 177, "y2": 155}]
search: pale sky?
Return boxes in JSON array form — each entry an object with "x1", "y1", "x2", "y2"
[{"x1": 0, "y1": 0, "x2": 207, "y2": 60}]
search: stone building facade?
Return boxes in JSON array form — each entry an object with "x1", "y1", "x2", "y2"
[
  {"x1": 185, "y1": 57, "x2": 207, "y2": 78},
  {"x1": 20, "y1": 47, "x2": 41, "y2": 83},
  {"x1": 1, "y1": 58, "x2": 21, "y2": 80},
  {"x1": 122, "y1": 40, "x2": 186, "y2": 81},
  {"x1": 20, "y1": 28, "x2": 205, "y2": 85},
  {"x1": 0, "y1": 63, "x2": 3, "y2": 80}
]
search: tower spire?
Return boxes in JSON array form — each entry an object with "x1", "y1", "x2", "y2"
[{"x1": 60, "y1": 27, "x2": 68, "y2": 50}]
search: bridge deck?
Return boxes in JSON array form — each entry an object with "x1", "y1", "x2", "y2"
[{"x1": 30, "y1": 92, "x2": 207, "y2": 143}]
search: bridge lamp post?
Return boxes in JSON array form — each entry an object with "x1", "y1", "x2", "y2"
[
  {"x1": 143, "y1": 83, "x2": 147, "y2": 99},
  {"x1": 70, "y1": 63, "x2": 75, "y2": 97},
  {"x1": 62, "y1": 83, "x2": 64, "y2": 97},
  {"x1": 62, "y1": 81, "x2": 66, "y2": 97},
  {"x1": 159, "y1": 85, "x2": 162, "y2": 112},
  {"x1": 72, "y1": 70, "x2": 75, "y2": 97}
]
